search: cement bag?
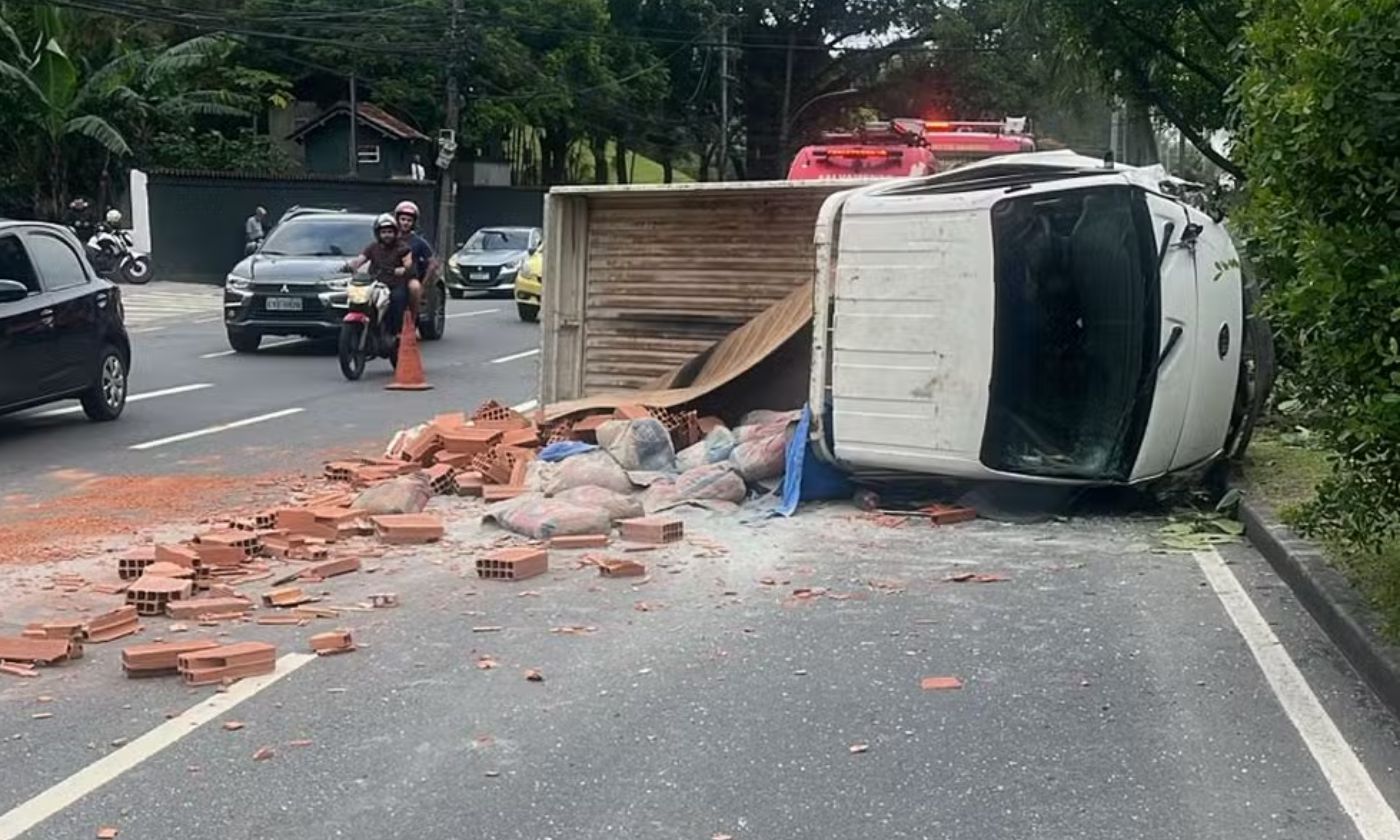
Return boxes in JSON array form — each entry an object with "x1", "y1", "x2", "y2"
[
  {"x1": 643, "y1": 463, "x2": 747, "y2": 513},
  {"x1": 524, "y1": 459, "x2": 558, "y2": 494},
  {"x1": 730, "y1": 427, "x2": 792, "y2": 482},
  {"x1": 675, "y1": 425, "x2": 738, "y2": 473},
  {"x1": 596, "y1": 418, "x2": 676, "y2": 472},
  {"x1": 351, "y1": 473, "x2": 432, "y2": 514},
  {"x1": 739, "y1": 409, "x2": 801, "y2": 428},
  {"x1": 483, "y1": 493, "x2": 611, "y2": 540},
  {"x1": 555, "y1": 485, "x2": 644, "y2": 522},
  {"x1": 543, "y1": 450, "x2": 631, "y2": 496}
]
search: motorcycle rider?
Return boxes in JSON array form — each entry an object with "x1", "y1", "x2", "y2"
[
  {"x1": 67, "y1": 197, "x2": 95, "y2": 242},
  {"x1": 341, "y1": 213, "x2": 414, "y2": 335},
  {"x1": 392, "y1": 200, "x2": 433, "y2": 321}
]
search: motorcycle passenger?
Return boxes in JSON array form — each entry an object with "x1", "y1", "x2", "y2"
[
  {"x1": 393, "y1": 200, "x2": 433, "y2": 321},
  {"x1": 341, "y1": 213, "x2": 414, "y2": 334}
]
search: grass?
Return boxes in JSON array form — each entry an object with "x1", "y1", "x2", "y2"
[{"x1": 1241, "y1": 427, "x2": 1400, "y2": 639}]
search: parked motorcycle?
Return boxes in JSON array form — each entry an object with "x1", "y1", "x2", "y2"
[
  {"x1": 337, "y1": 274, "x2": 400, "y2": 380},
  {"x1": 82, "y1": 210, "x2": 151, "y2": 284}
]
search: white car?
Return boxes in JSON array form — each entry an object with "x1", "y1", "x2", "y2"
[{"x1": 808, "y1": 151, "x2": 1273, "y2": 486}]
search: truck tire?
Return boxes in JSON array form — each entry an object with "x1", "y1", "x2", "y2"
[{"x1": 1225, "y1": 287, "x2": 1276, "y2": 462}]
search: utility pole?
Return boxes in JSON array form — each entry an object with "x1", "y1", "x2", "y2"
[
  {"x1": 435, "y1": 0, "x2": 462, "y2": 254},
  {"x1": 348, "y1": 72, "x2": 358, "y2": 176},
  {"x1": 718, "y1": 25, "x2": 729, "y2": 181}
]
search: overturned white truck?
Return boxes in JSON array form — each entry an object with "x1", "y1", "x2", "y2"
[{"x1": 539, "y1": 151, "x2": 1272, "y2": 488}]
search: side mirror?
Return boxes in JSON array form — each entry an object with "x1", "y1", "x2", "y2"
[{"x1": 0, "y1": 279, "x2": 30, "y2": 303}]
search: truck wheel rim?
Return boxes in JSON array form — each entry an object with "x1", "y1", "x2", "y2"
[{"x1": 102, "y1": 355, "x2": 126, "y2": 409}]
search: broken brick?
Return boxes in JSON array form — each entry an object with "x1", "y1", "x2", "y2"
[
  {"x1": 424, "y1": 463, "x2": 460, "y2": 495},
  {"x1": 371, "y1": 514, "x2": 444, "y2": 544},
  {"x1": 920, "y1": 676, "x2": 965, "y2": 691},
  {"x1": 261, "y1": 587, "x2": 312, "y2": 608},
  {"x1": 454, "y1": 472, "x2": 485, "y2": 497},
  {"x1": 476, "y1": 547, "x2": 548, "y2": 581},
  {"x1": 299, "y1": 556, "x2": 361, "y2": 581},
  {"x1": 481, "y1": 485, "x2": 525, "y2": 502},
  {"x1": 125, "y1": 575, "x2": 193, "y2": 616},
  {"x1": 548, "y1": 534, "x2": 610, "y2": 550},
  {"x1": 921, "y1": 504, "x2": 977, "y2": 526},
  {"x1": 83, "y1": 606, "x2": 140, "y2": 643},
  {"x1": 142, "y1": 561, "x2": 195, "y2": 579},
  {"x1": 308, "y1": 629, "x2": 355, "y2": 656},
  {"x1": 439, "y1": 427, "x2": 502, "y2": 455},
  {"x1": 153, "y1": 544, "x2": 200, "y2": 570},
  {"x1": 597, "y1": 558, "x2": 647, "y2": 578},
  {"x1": 0, "y1": 636, "x2": 81, "y2": 665},
  {"x1": 499, "y1": 426, "x2": 540, "y2": 449},
  {"x1": 22, "y1": 620, "x2": 84, "y2": 641},
  {"x1": 165, "y1": 597, "x2": 253, "y2": 621}
]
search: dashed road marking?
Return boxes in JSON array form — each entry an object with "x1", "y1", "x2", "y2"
[
  {"x1": 129, "y1": 407, "x2": 304, "y2": 450},
  {"x1": 446, "y1": 308, "x2": 500, "y2": 320},
  {"x1": 489, "y1": 348, "x2": 540, "y2": 364},
  {"x1": 0, "y1": 653, "x2": 317, "y2": 840},
  {"x1": 34, "y1": 383, "x2": 213, "y2": 418}
]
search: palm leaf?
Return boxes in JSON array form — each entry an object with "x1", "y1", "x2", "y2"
[
  {"x1": 144, "y1": 35, "x2": 230, "y2": 82},
  {"x1": 0, "y1": 56, "x2": 47, "y2": 105},
  {"x1": 64, "y1": 114, "x2": 131, "y2": 156},
  {"x1": 76, "y1": 49, "x2": 147, "y2": 105},
  {"x1": 0, "y1": 15, "x2": 25, "y2": 57}
]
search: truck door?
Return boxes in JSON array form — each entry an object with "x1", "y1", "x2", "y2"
[{"x1": 1128, "y1": 193, "x2": 1199, "y2": 480}]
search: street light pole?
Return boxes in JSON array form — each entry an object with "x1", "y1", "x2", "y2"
[{"x1": 779, "y1": 87, "x2": 859, "y2": 164}]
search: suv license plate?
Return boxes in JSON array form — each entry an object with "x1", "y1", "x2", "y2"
[
  {"x1": 469, "y1": 272, "x2": 490, "y2": 281},
  {"x1": 266, "y1": 297, "x2": 303, "y2": 311}
]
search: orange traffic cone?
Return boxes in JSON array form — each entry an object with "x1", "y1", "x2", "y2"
[{"x1": 386, "y1": 310, "x2": 432, "y2": 391}]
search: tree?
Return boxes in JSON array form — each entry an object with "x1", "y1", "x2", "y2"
[
  {"x1": 1035, "y1": 0, "x2": 1243, "y2": 177},
  {"x1": 0, "y1": 6, "x2": 247, "y2": 217}
]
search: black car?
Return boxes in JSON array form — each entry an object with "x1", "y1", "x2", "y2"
[
  {"x1": 0, "y1": 221, "x2": 130, "y2": 421},
  {"x1": 223, "y1": 212, "x2": 447, "y2": 352}
]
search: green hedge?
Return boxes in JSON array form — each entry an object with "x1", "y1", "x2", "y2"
[{"x1": 1235, "y1": 0, "x2": 1400, "y2": 548}]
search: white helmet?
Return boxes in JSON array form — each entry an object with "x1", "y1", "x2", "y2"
[
  {"x1": 105, "y1": 209, "x2": 122, "y2": 226},
  {"x1": 374, "y1": 213, "x2": 397, "y2": 233}
]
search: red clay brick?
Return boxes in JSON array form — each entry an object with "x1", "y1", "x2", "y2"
[
  {"x1": 117, "y1": 545, "x2": 157, "y2": 580},
  {"x1": 476, "y1": 547, "x2": 548, "y2": 581},
  {"x1": 22, "y1": 620, "x2": 84, "y2": 641},
  {"x1": 299, "y1": 556, "x2": 361, "y2": 580},
  {"x1": 154, "y1": 544, "x2": 200, "y2": 570},
  {"x1": 439, "y1": 427, "x2": 502, "y2": 455},
  {"x1": 126, "y1": 575, "x2": 193, "y2": 616},
  {"x1": 549, "y1": 534, "x2": 610, "y2": 550},
  {"x1": 121, "y1": 639, "x2": 220, "y2": 676},
  {"x1": 192, "y1": 543, "x2": 245, "y2": 569},
  {"x1": 165, "y1": 598, "x2": 253, "y2": 620},
  {"x1": 618, "y1": 516, "x2": 684, "y2": 544},
  {"x1": 613, "y1": 404, "x2": 651, "y2": 420},
  {"x1": 261, "y1": 587, "x2": 312, "y2": 608},
  {"x1": 424, "y1": 463, "x2": 459, "y2": 495},
  {"x1": 922, "y1": 504, "x2": 977, "y2": 526},
  {"x1": 143, "y1": 561, "x2": 195, "y2": 579},
  {"x1": 178, "y1": 642, "x2": 277, "y2": 685},
  {"x1": 920, "y1": 676, "x2": 964, "y2": 691},
  {"x1": 481, "y1": 485, "x2": 525, "y2": 502},
  {"x1": 499, "y1": 426, "x2": 540, "y2": 449},
  {"x1": 371, "y1": 514, "x2": 444, "y2": 544},
  {"x1": 598, "y1": 558, "x2": 647, "y2": 578},
  {"x1": 454, "y1": 472, "x2": 485, "y2": 497},
  {"x1": 83, "y1": 606, "x2": 140, "y2": 643},
  {"x1": 309, "y1": 629, "x2": 355, "y2": 656},
  {"x1": 0, "y1": 636, "x2": 82, "y2": 665}
]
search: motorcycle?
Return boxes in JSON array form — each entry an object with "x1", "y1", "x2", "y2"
[
  {"x1": 85, "y1": 226, "x2": 151, "y2": 285},
  {"x1": 337, "y1": 274, "x2": 400, "y2": 381}
]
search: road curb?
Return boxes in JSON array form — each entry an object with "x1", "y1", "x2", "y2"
[{"x1": 1241, "y1": 497, "x2": 1400, "y2": 720}]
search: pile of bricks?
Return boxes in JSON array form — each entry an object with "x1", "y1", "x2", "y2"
[{"x1": 178, "y1": 641, "x2": 277, "y2": 685}]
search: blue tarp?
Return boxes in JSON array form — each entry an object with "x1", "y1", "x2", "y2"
[
  {"x1": 777, "y1": 405, "x2": 853, "y2": 516},
  {"x1": 538, "y1": 441, "x2": 598, "y2": 462}
]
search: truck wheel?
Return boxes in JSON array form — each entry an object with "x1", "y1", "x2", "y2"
[
  {"x1": 1225, "y1": 313, "x2": 1276, "y2": 461},
  {"x1": 80, "y1": 346, "x2": 128, "y2": 421}
]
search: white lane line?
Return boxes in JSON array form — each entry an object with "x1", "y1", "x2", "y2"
[
  {"x1": 192, "y1": 316, "x2": 223, "y2": 324},
  {"x1": 199, "y1": 338, "x2": 305, "y2": 359},
  {"x1": 0, "y1": 653, "x2": 316, "y2": 840},
  {"x1": 511, "y1": 399, "x2": 539, "y2": 413},
  {"x1": 34, "y1": 383, "x2": 213, "y2": 418},
  {"x1": 489, "y1": 348, "x2": 540, "y2": 365},
  {"x1": 129, "y1": 407, "x2": 304, "y2": 450},
  {"x1": 446, "y1": 308, "x2": 500, "y2": 320},
  {"x1": 1195, "y1": 549, "x2": 1400, "y2": 839}
]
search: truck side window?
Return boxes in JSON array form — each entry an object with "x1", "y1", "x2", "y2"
[{"x1": 0, "y1": 234, "x2": 41, "y2": 295}]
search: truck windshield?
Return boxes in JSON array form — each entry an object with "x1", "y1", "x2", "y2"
[{"x1": 980, "y1": 185, "x2": 1160, "y2": 480}]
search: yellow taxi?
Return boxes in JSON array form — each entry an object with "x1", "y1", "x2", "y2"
[{"x1": 513, "y1": 245, "x2": 542, "y2": 322}]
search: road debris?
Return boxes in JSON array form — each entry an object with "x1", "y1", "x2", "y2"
[
  {"x1": 523, "y1": 668, "x2": 545, "y2": 682},
  {"x1": 920, "y1": 676, "x2": 965, "y2": 691},
  {"x1": 222, "y1": 721, "x2": 246, "y2": 731},
  {"x1": 96, "y1": 827, "x2": 119, "y2": 839},
  {"x1": 309, "y1": 629, "x2": 355, "y2": 656},
  {"x1": 849, "y1": 743, "x2": 869, "y2": 754},
  {"x1": 252, "y1": 745, "x2": 275, "y2": 761}
]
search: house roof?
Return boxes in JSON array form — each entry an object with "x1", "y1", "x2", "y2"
[{"x1": 287, "y1": 102, "x2": 430, "y2": 143}]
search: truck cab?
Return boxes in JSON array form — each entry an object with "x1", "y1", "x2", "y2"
[{"x1": 810, "y1": 151, "x2": 1266, "y2": 486}]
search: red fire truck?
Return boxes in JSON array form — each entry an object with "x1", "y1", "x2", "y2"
[
  {"x1": 786, "y1": 118, "x2": 935, "y2": 181},
  {"x1": 787, "y1": 117, "x2": 1034, "y2": 181}
]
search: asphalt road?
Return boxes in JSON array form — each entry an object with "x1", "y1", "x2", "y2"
[
  {"x1": 0, "y1": 281, "x2": 541, "y2": 499},
  {"x1": 3, "y1": 284, "x2": 1400, "y2": 839}
]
